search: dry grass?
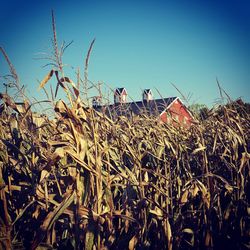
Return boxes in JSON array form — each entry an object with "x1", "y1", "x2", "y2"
[
  {"x1": 0, "y1": 11, "x2": 249, "y2": 249},
  {"x1": 0, "y1": 75, "x2": 249, "y2": 249}
]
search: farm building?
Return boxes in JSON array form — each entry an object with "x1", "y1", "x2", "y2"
[{"x1": 93, "y1": 88, "x2": 194, "y2": 127}]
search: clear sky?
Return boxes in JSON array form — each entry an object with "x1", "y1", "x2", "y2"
[{"x1": 0, "y1": 0, "x2": 249, "y2": 107}]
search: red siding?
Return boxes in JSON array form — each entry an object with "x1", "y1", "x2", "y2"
[{"x1": 160, "y1": 99, "x2": 193, "y2": 127}]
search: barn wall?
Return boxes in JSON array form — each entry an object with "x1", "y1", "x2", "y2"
[{"x1": 160, "y1": 99, "x2": 193, "y2": 126}]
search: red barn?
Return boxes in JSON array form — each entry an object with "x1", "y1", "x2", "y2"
[
  {"x1": 93, "y1": 88, "x2": 194, "y2": 127},
  {"x1": 159, "y1": 97, "x2": 194, "y2": 127}
]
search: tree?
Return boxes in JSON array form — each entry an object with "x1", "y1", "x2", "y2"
[{"x1": 188, "y1": 103, "x2": 209, "y2": 121}]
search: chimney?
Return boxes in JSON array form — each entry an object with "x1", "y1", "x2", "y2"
[
  {"x1": 142, "y1": 89, "x2": 153, "y2": 102},
  {"x1": 114, "y1": 87, "x2": 127, "y2": 104}
]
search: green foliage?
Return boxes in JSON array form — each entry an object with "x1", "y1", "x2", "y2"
[{"x1": 189, "y1": 103, "x2": 210, "y2": 121}]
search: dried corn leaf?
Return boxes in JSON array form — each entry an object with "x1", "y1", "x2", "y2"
[
  {"x1": 192, "y1": 146, "x2": 206, "y2": 155},
  {"x1": 31, "y1": 191, "x2": 76, "y2": 249},
  {"x1": 129, "y1": 235, "x2": 138, "y2": 250},
  {"x1": 39, "y1": 70, "x2": 54, "y2": 89}
]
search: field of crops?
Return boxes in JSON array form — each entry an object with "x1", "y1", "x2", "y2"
[
  {"x1": 0, "y1": 72, "x2": 250, "y2": 250},
  {"x1": 0, "y1": 13, "x2": 250, "y2": 248}
]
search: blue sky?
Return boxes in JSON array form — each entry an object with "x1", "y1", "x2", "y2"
[{"x1": 0, "y1": 0, "x2": 249, "y2": 107}]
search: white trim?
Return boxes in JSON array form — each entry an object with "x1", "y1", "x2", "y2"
[
  {"x1": 159, "y1": 97, "x2": 195, "y2": 121},
  {"x1": 166, "y1": 97, "x2": 179, "y2": 110},
  {"x1": 159, "y1": 97, "x2": 179, "y2": 117},
  {"x1": 177, "y1": 98, "x2": 195, "y2": 120},
  {"x1": 122, "y1": 88, "x2": 128, "y2": 95}
]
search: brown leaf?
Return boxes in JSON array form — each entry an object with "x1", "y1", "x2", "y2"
[
  {"x1": 180, "y1": 189, "x2": 189, "y2": 204},
  {"x1": 164, "y1": 218, "x2": 172, "y2": 250},
  {"x1": 31, "y1": 191, "x2": 76, "y2": 250},
  {"x1": 129, "y1": 235, "x2": 138, "y2": 250},
  {"x1": 39, "y1": 70, "x2": 54, "y2": 89}
]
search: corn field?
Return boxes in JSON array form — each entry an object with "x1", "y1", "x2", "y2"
[
  {"x1": 0, "y1": 73, "x2": 250, "y2": 250},
  {"x1": 0, "y1": 11, "x2": 250, "y2": 248}
]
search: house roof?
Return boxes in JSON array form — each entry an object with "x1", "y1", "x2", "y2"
[{"x1": 94, "y1": 97, "x2": 178, "y2": 119}]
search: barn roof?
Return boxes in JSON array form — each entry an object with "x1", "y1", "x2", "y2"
[
  {"x1": 114, "y1": 87, "x2": 127, "y2": 95},
  {"x1": 94, "y1": 97, "x2": 178, "y2": 119},
  {"x1": 143, "y1": 89, "x2": 152, "y2": 94},
  {"x1": 130, "y1": 97, "x2": 177, "y2": 115}
]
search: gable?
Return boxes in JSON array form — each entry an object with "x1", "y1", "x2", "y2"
[{"x1": 160, "y1": 98, "x2": 194, "y2": 125}]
